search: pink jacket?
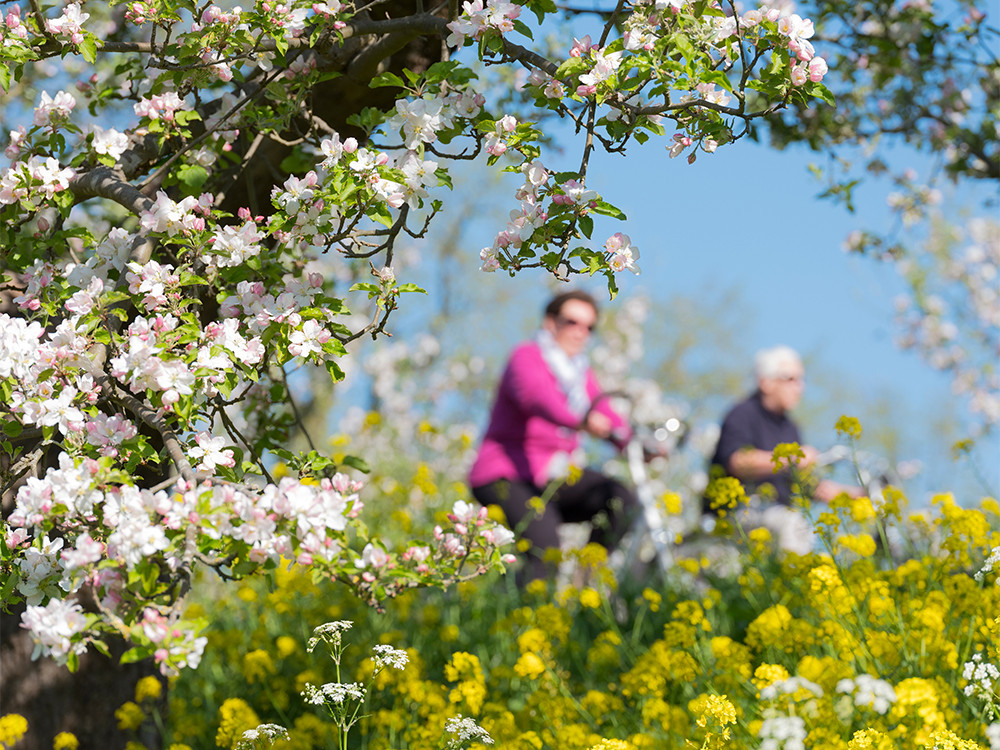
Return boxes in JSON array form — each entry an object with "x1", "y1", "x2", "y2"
[{"x1": 468, "y1": 341, "x2": 628, "y2": 488}]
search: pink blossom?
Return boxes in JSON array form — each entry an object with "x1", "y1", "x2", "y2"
[
  {"x1": 605, "y1": 232, "x2": 640, "y2": 274},
  {"x1": 288, "y1": 319, "x2": 331, "y2": 358},
  {"x1": 808, "y1": 57, "x2": 828, "y2": 83},
  {"x1": 45, "y1": 3, "x2": 89, "y2": 45},
  {"x1": 33, "y1": 90, "x2": 76, "y2": 128},
  {"x1": 188, "y1": 432, "x2": 235, "y2": 472},
  {"x1": 480, "y1": 247, "x2": 500, "y2": 272},
  {"x1": 570, "y1": 35, "x2": 593, "y2": 57},
  {"x1": 777, "y1": 13, "x2": 816, "y2": 61},
  {"x1": 21, "y1": 599, "x2": 89, "y2": 665},
  {"x1": 360, "y1": 543, "x2": 389, "y2": 569},
  {"x1": 133, "y1": 92, "x2": 187, "y2": 122},
  {"x1": 5, "y1": 127, "x2": 27, "y2": 159}
]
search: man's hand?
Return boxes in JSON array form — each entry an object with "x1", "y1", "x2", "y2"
[
  {"x1": 801, "y1": 445, "x2": 820, "y2": 469},
  {"x1": 815, "y1": 480, "x2": 865, "y2": 503}
]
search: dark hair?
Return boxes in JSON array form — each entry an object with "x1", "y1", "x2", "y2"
[{"x1": 544, "y1": 289, "x2": 599, "y2": 319}]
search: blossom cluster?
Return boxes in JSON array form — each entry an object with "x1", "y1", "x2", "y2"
[{"x1": 892, "y1": 217, "x2": 1000, "y2": 429}]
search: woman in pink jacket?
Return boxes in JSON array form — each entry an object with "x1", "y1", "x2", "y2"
[{"x1": 469, "y1": 290, "x2": 638, "y2": 582}]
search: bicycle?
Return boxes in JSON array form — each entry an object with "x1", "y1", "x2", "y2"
[{"x1": 571, "y1": 391, "x2": 690, "y2": 580}]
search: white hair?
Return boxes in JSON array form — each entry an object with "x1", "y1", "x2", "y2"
[{"x1": 754, "y1": 345, "x2": 803, "y2": 380}]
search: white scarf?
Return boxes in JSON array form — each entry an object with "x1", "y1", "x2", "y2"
[{"x1": 536, "y1": 328, "x2": 590, "y2": 418}]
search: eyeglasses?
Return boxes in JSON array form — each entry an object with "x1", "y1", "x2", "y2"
[
  {"x1": 775, "y1": 374, "x2": 805, "y2": 384},
  {"x1": 556, "y1": 315, "x2": 596, "y2": 333}
]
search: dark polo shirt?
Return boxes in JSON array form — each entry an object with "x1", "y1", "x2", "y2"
[{"x1": 709, "y1": 391, "x2": 802, "y2": 506}]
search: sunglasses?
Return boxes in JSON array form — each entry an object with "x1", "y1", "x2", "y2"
[{"x1": 556, "y1": 315, "x2": 596, "y2": 333}]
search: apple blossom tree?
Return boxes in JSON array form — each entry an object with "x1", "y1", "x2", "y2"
[{"x1": 0, "y1": 0, "x2": 835, "y2": 742}]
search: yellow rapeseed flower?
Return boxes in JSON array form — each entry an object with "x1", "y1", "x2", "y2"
[
  {"x1": 745, "y1": 604, "x2": 793, "y2": 651},
  {"x1": 747, "y1": 527, "x2": 773, "y2": 554},
  {"x1": 52, "y1": 732, "x2": 79, "y2": 750},
  {"x1": 485, "y1": 503, "x2": 508, "y2": 524},
  {"x1": 215, "y1": 698, "x2": 261, "y2": 750},
  {"x1": 534, "y1": 604, "x2": 572, "y2": 644},
  {"x1": 588, "y1": 740, "x2": 633, "y2": 750},
  {"x1": 115, "y1": 701, "x2": 145, "y2": 731},
  {"x1": 703, "y1": 477, "x2": 747, "y2": 516},
  {"x1": 445, "y1": 652, "x2": 487, "y2": 715},
  {"x1": 0, "y1": 715, "x2": 28, "y2": 748},
  {"x1": 517, "y1": 627, "x2": 549, "y2": 655},
  {"x1": 444, "y1": 652, "x2": 483, "y2": 682},
  {"x1": 243, "y1": 649, "x2": 276, "y2": 683},
  {"x1": 586, "y1": 630, "x2": 623, "y2": 671},
  {"x1": 524, "y1": 579, "x2": 549, "y2": 598},
  {"x1": 981, "y1": 497, "x2": 1000, "y2": 516},
  {"x1": 579, "y1": 587, "x2": 602, "y2": 609},
  {"x1": 694, "y1": 694, "x2": 737, "y2": 728},
  {"x1": 837, "y1": 533, "x2": 877, "y2": 557},
  {"x1": 275, "y1": 635, "x2": 297, "y2": 658},
  {"x1": 513, "y1": 653, "x2": 547, "y2": 680},
  {"x1": 847, "y1": 729, "x2": 893, "y2": 749},
  {"x1": 752, "y1": 664, "x2": 790, "y2": 693},
  {"x1": 928, "y1": 729, "x2": 983, "y2": 749},
  {"x1": 660, "y1": 492, "x2": 682, "y2": 515},
  {"x1": 133, "y1": 676, "x2": 162, "y2": 704},
  {"x1": 641, "y1": 588, "x2": 662, "y2": 612},
  {"x1": 880, "y1": 485, "x2": 906, "y2": 518},
  {"x1": 577, "y1": 543, "x2": 609, "y2": 569},
  {"x1": 850, "y1": 496, "x2": 877, "y2": 523},
  {"x1": 672, "y1": 600, "x2": 711, "y2": 632}
]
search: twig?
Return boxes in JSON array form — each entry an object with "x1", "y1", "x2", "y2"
[{"x1": 279, "y1": 367, "x2": 317, "y2": 451}]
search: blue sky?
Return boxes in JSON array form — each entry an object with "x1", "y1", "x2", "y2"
[{"x1": 385, "y1": 124, "x2": 998, "y2": 502}]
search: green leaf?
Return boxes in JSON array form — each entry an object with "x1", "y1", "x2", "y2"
[
  {"x1": 120, "y1": 647, "x2": 152, "y2": 665},
  {"x1": 176, "y1": 164, "x2": 208, "y2": 192},
  {"x1": 673, "y1": 33, "x2": 696, "y2": 62},
  {"x1": 396, "y1": 283, "x2": 426, "y2": 294},
  {"x1": 371, "y1": 71, "x2": 407, "y2": 89},
  {"x1": 325, "y1": 360, "x2": 345, "y2": 383},
  {"x1": 590, "y1": 200, "x2": 627, "y2": 221},
  {"x1": 807, "y1": 82, "x2": 836, "y2": 107},
  {"x1": 513, "y1": 19, "x2": 534, "y2": 40},
  {"x1": 0, "y1": 570, "x2": 21, "y2": 612},
  {"x1": 369, "y1": 202, "x2": 393, "y2": 228},
  {"x1": 341, "y1": 455, "x2": 370, "y2": 473},
  {"x1": 554, "y1": 57, "x2": 589, "y2": 81},
  {"x1": 79, "y1": 36, "x2": 98, "y2": 64},
  {"x1": 173, "y1": 110, "x2": 202, "y2": 126},
  {"x1": 700, "y1": 69, "x2": 733, "y2": 92},
  {"x1": 578, "y1": 214, "x2": 594, "y2": 239}
]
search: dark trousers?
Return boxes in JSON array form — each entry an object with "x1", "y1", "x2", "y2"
[{"x1": 472, "y1": 469, "x2": 638, "y2": 583}]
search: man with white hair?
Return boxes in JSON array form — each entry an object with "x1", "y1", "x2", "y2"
[{"x1": 705, "y1": 346, "x2": 858, "y2": 550}]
